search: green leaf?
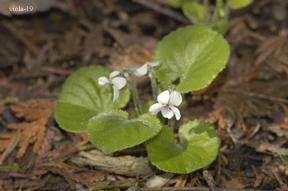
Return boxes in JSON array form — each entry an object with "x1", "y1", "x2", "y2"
[
  {"x1": 228, "y1": 0, "x2": 253, "y2": 9},
  {"x1": 55, "y1": 66, "x2": 130, "y2": 132},
  {"x1": 155, "y1": 25, "x2": 230, "y2": 93},
  {"x1": 146, "y1": 120, "x2": 219, "y2": 173},
  {"x1": 87, "y1": 111, "x2": 162, "y2": 153},
  {"x1": 181, "y1": 1, "x2": 205, "y2": 23}
]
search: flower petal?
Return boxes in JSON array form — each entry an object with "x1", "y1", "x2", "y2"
[
  {"x1": 111, "y1": 77, "x2": 127, "y2": 90},
  {"x1": 169, "y1": 106, "x2": 181, "y2": 120},
  {"x1": 160, "y1": 106, "x2": 174, "y2": 119},
  {"x1": 134, "y1": 64, "x2": 148, "y2": 77},
  {"x1": 110, "y1": 71, "x2": 120, "y2": 79},
  {"x1": 169, "y1": 91, "x2": 182, "y2": 106},
  {"x1": 148, "y1": 61, "x2": 160, "y2": 67},
  {"x1": 157, "y1": 90, "x2": 170, "y2": 104},
  {"x1": 149, "y1": 103, "x2": 164, "y2": 115},
  {"x1": 98, "y1": 76, "x2": 110, "y2": 86},
  {"x1": 112, "y1": 86, "x2": 120, "y2": 102}
]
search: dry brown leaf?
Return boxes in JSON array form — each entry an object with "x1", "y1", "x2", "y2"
[
  {"x1": 246, "y1": 30, "x2": 288, "y2": 80},
  {"x1": 229, "y1": 17, "x2": 265, "y2": 46},
  {"x1": 174, "y1": 175, "x2": 188, "y2": 187},
  {"x1": 109, "y1": 47, "x2": 154, "y2": 72},
  {"x1": 212, "y1": 73, "x2": 288, "y2": 132},
  {"x1": 7, "y1": 99, "x2": 54, "y2": 158},
  {"x1": 268, "y1": 124, "x2": 288, "y2": 138},
  {"x1": 222, "y1": 177, "x2": 246, "y2": 189}
]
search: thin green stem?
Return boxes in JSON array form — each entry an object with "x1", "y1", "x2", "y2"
[
  {"x1": 213, "y1": 0, "x2": 225, "y2": 19},
  {"x1": 148, "y1": 67, "x2": 158, "y2": 100},
  {"x1": 127, "y1": 71, "x2": 142, "y2": 116},
  {"x1": 203, "y1": 0, "x2": 210, "y2": 23},
  {"x1": 224, "y1": 0, "x2": 230, "y2": 19},
  {"x1": 168, "y1": 118, "x2": 176, "y2": 130},
  {"x1": 0, "y1": 165, "x2": 19, "y2": 171}
]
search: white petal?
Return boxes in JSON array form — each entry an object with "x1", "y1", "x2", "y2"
[
  {"x1": 149, "y1": 103, "x2": 164, "y2": 115},
  {"x1": 169, "y1": 91, "x2": 182, "y2": 106},
  {"x1": 169, "y1": 106, "x2": 181, "y2": 120},
  {"x1": 148, "y1": 61, "x2": 160, "y2": 67},
  {"x1": 110, "y1": 71, "x2": 120, "y2": 79},
  {"x1": 157, "y1": 90, "x2": 170, "y2": 104},
  {"x1": 160, "y1": 107, "x2": 174, "y2": 119},
  {"x1": 98, "y1": 76, "x2": 110, "y2": 86},
  {"x1": 111, "y1": 77, "x2": 127, "y2": 90},
  {"x1": 134, "y1": 64, "x2": 148, "y2": 77},
  {"x1": 112, "y1": 86, "x2": 120, "y2": 102}
]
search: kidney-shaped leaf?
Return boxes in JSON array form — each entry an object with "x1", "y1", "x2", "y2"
[
  {"x1": 55, "y1": 66, "x2": 130, "y2": 132},
  {"x1": 155, "y1": 25, "x2": 230, "y2": 93},
  {"x1": 87, "y1": 111, "x2": 162, "y2": 153},
  {"x1": 146, "y1": 120, "x2": 219, "y2": 173}
]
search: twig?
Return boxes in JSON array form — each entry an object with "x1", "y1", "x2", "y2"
[
  {"x1": 203, "y1": 170, "x2": 216, "y2": 191},
  {"x1": 133, "y1": 0, "x2": 188, "y2": 24},
  {"x1": 0, "y1": 132, "x2": 20, "y2": 164}
]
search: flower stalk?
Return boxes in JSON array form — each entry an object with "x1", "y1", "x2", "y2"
[
  {"x1": 126, "y1": 71, "x2": 142, "y2": 116},
  {"x1": 148, "y1": 67, "x2": 158, "y2": 100},
  {"x1": 134, "y1": 60, "x2": 160, "y2": 100}
]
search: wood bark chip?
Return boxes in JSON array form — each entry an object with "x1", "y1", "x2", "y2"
[{"x1": 70, "y1": 150, "x2": 153, "y2": 177}]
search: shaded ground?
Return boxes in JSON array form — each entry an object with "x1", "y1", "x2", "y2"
[{"x1": 0, "y1": 0, "x2": 287, "y2": 190}]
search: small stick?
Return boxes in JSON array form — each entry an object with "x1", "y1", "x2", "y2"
[
  {"x1": 0, "y1": 132, "x2": 20, "y2": 164},
  {"x1": 203, "y1": 170, "x2": 216, "y2": 191}
]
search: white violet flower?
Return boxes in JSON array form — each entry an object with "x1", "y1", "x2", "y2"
[
  {"x1": 134, "y1": 61, "x2": 160, "y2": 77},
  {"x1": 149, "y1": 90, "x2": 182, "y2": 120},
  {"x1": 98, "y1": 71, "x2": 127, "y2": 102}
]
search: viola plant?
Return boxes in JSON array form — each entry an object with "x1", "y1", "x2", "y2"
[
  {"x1": 169, "y1": 0, "x2": 253, "y2": 34},
  {"x1": 55, "y1": 24, "x2": 230, "y2": 173}
]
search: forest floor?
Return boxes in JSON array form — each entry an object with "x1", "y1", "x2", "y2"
[{"x1": 0, "y1": 0, "x2": 287, "y2": 190}]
